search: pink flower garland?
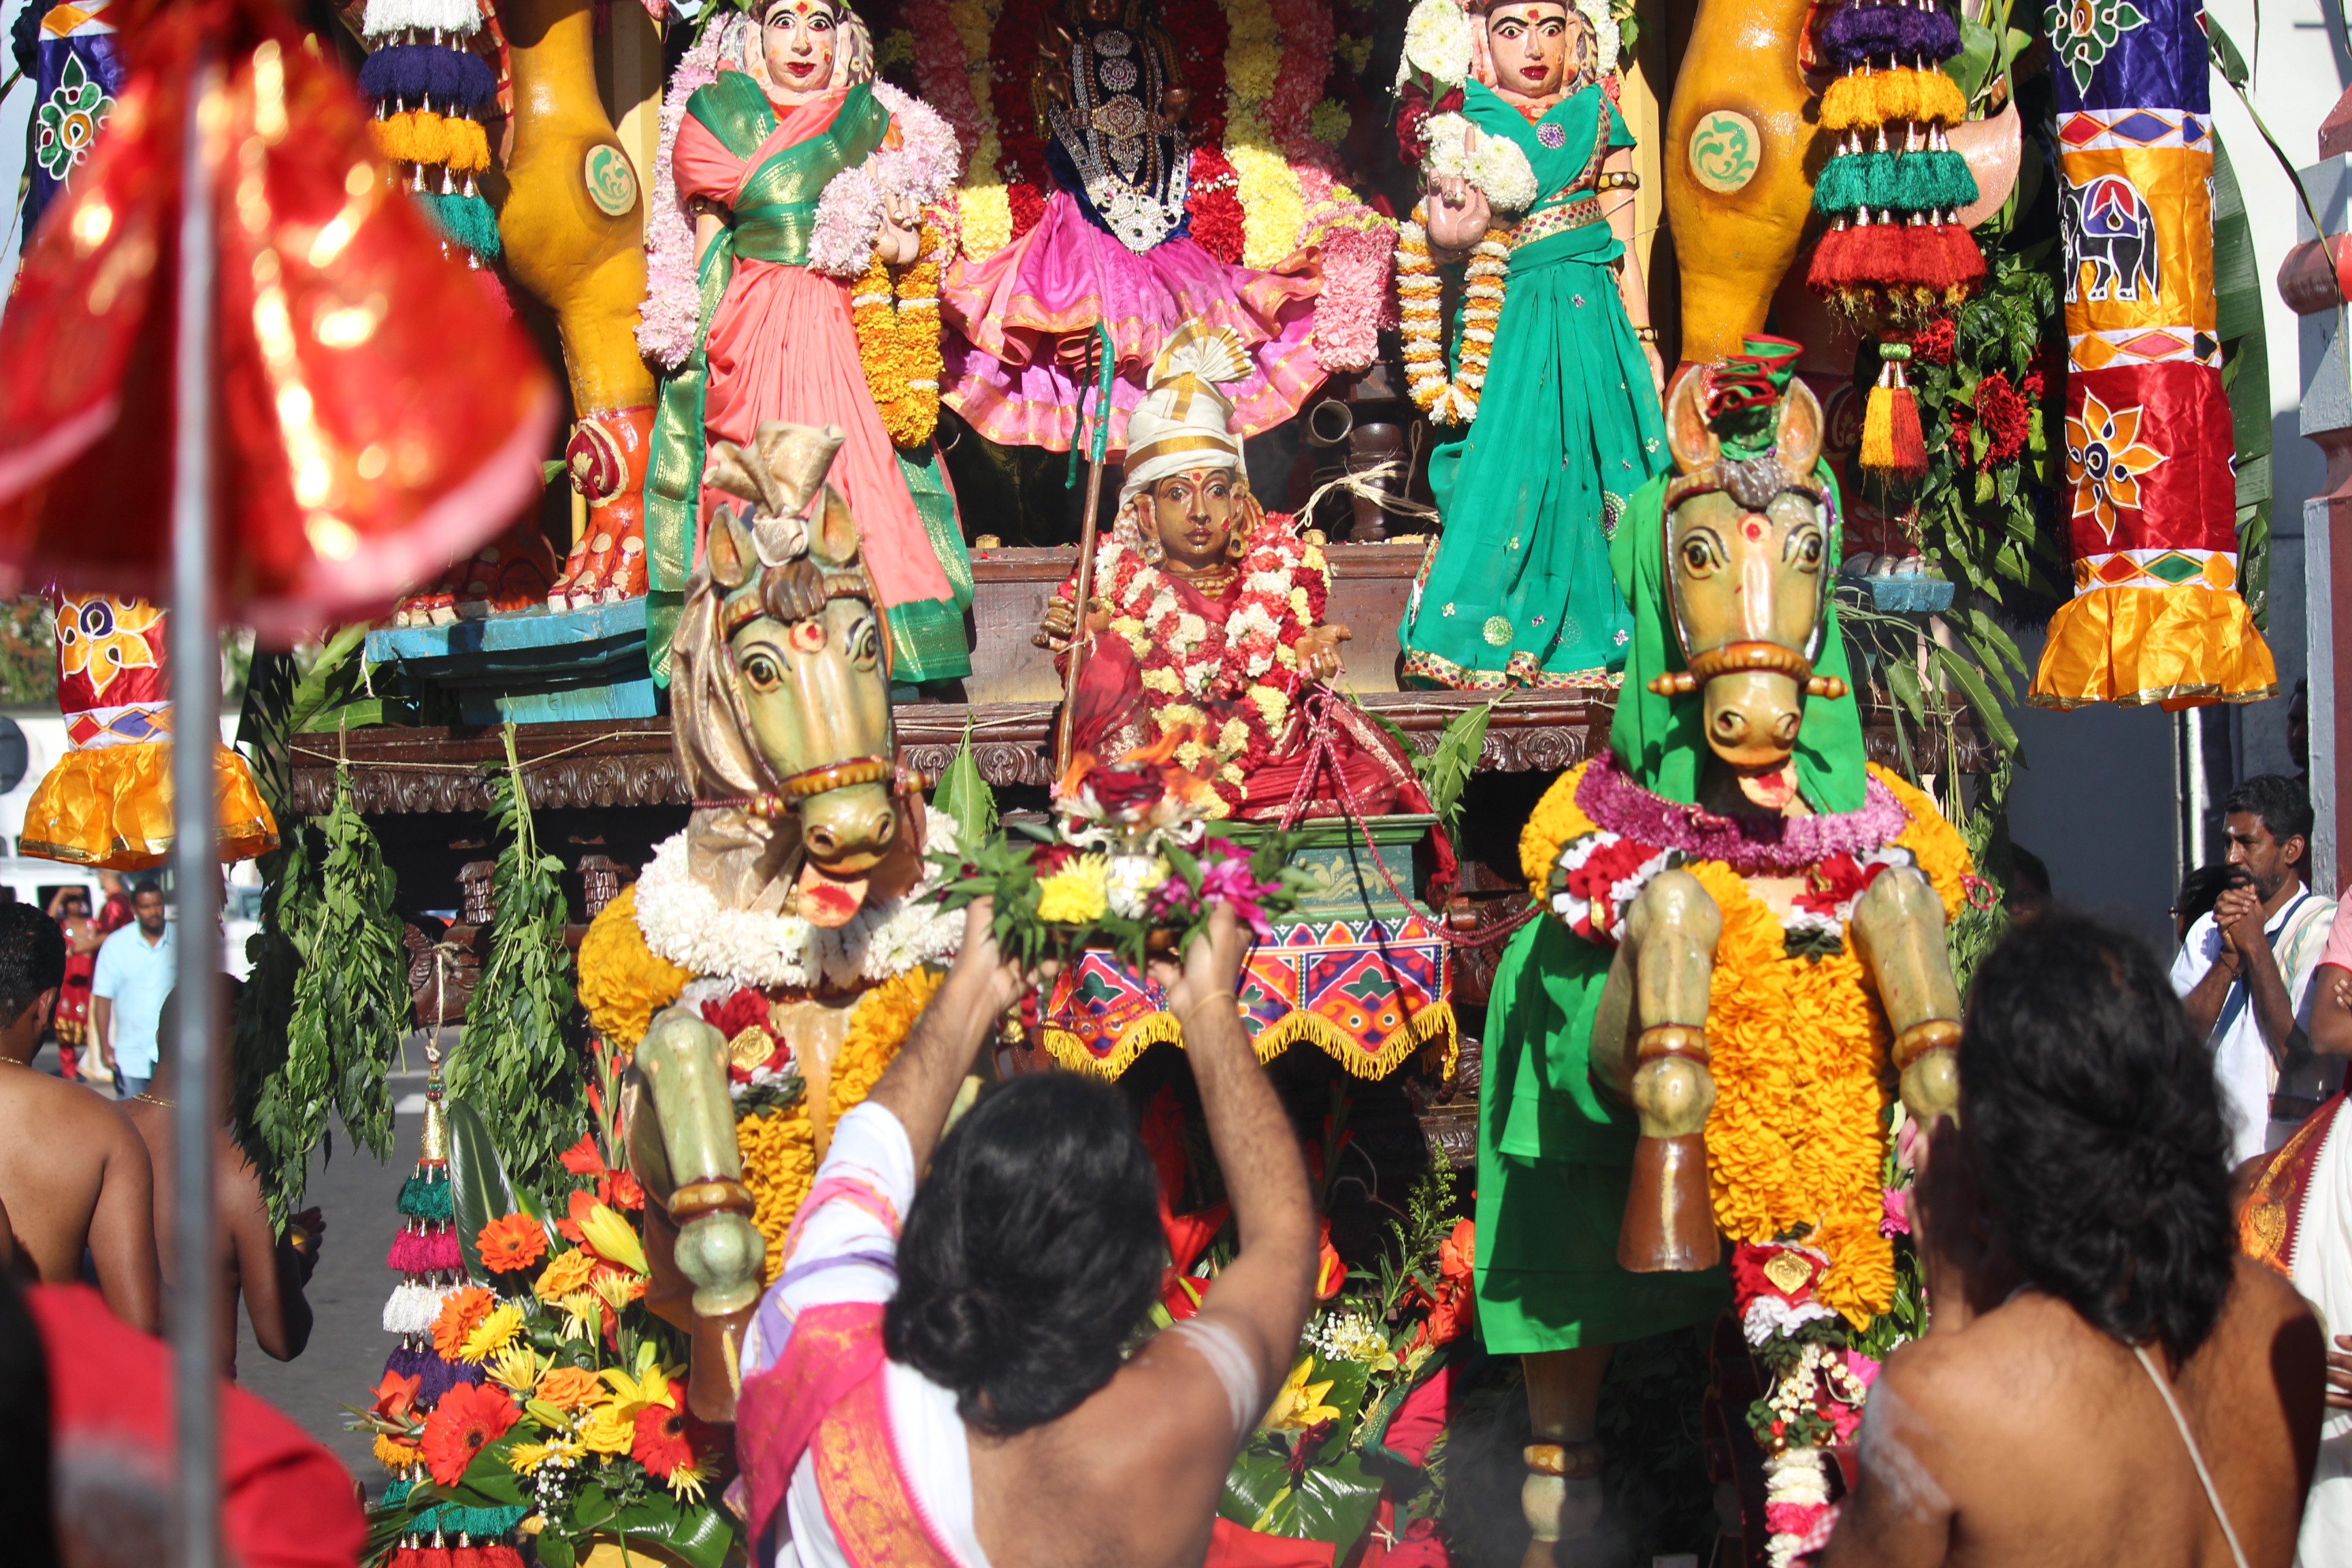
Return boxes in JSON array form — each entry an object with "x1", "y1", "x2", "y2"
[
  {"x1": 904, "y1": 0, "x2": 983, "y2": 153},
  {"x1": 1265, "y1": 0, "x2": 1333, "y2": 163},
  {"x1": 806, "y1": 82, "x2": 964, "y2": 278},
  {"x1": 638, "y1": 18, "x2": 742, "y2": 371}
]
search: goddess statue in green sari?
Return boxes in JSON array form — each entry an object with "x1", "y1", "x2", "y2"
[{"x1": 1393, "y1": 0, "x2": 1669, "y2": 691}]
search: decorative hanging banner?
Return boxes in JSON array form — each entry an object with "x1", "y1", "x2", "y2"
[
  {"x1": 19, "y1": 593, "x2": 277, "y2": 870},
  {"x1": 20, "y1": 0, "x2": 125, "y2": 241},
  {"x1": 2029, "y1": 0, "x2": 2274, "y2": 708},
  {"x1": 1041, "y1": 915, "x2": 1457, "y2": 1082}
]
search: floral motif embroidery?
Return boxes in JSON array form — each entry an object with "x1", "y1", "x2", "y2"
[
  {"x1": 1482, "y1": 615, "x2": 1513, "y2": 647},
  {"x1": 2047, "y1": 0, "x2": 2148, "y2": 93},
  {"x1": 35, "y1": 54, "x2": 113, "y2": 184},
  {"x1": 1537, "y1": 122, "x2": 1568, "y2": 149},
  {"x1": 2065, "y1": 388, "x2": 2166, "y2": 541}
]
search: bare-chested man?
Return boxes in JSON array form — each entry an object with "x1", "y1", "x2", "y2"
[
  {"x1": 120, "y1": 990, "x2": 322, "y2": 1377},
  {"x1": 0, "y1": 902, "x2": 159, "y2": 1331},
  {"x1": 1820, "y1": 913, "x2": 2324, "y2": 1568}
]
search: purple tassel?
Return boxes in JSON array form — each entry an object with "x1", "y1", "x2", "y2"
[
  {"x1": 1822, "y1": 3, "x2": 1959, "y2": 68},
  {"x1": 386, "y1": 1226, "x2": 463, "y2": 1275},
  {"x1": 359, "y1": 44, "x2": 497, "y2": 112},
  {"x1": 384, "y1": 1343, "x2": 482, "y2": 1404}
]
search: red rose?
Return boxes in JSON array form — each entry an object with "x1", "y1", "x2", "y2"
[{"x1": 700, "y1": 987, "x2": 771, "y2": 1043}]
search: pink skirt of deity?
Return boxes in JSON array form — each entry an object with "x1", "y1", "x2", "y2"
[
  {"x1": 697, "y1": 252, "x2": 953, "y2": 612},
  {"x1": 939, "y1": 190, "x2": 1326, "y2": 455}
]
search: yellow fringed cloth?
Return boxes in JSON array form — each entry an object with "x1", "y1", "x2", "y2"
[
  {"x1": 2028, "y1": 1, "x2": 2274, "y2": 710},
  {"x1": 20, "y1": 593, "x2": 276, "y2": 870}
]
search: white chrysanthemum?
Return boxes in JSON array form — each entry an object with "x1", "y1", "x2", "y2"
[
  {"x1": 1398, "y1": 0, "x2": 1474, "y2": 88},
  {"x1": 1104, "y1": 853, "x2": 1171, "y2": 920}
]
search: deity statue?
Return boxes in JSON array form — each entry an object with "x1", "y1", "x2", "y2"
[
  {"x1": 1038, "y1": 326, "x2": 1424, "y2": 820},
  {"x1": 643, "y1": 0, "x2": 974, "y2": 687},
  {"x1": 1392, "y1": 0, "x2": 1669, "y2": 690},
  {"x1": 937, "y1": 0, "x2": 1327, "y2": 457}
]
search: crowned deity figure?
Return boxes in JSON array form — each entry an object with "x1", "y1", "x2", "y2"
[
  {"x1": 1038, "y1": 325, "x2": 1427, "y2": 820},
  {"x1": 643, "y1": 0, "x2": 975, "y2": 686},
  {"x1": 938, "y1": 0, "x2": 1328, "y2": 457},
  {"x1": 1393, "y1": 0, "x2": 1670, "y2": 691}
]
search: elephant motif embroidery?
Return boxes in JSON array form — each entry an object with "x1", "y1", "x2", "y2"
[{"x1": 2063, "y1": 171, "x2": 2161, "y2": 304}]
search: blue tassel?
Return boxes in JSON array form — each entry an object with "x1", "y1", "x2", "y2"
[{"x1": 359, "y1": 44, "x2": 495, "y2": 113}]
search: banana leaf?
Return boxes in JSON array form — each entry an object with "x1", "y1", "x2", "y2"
[
  {"x1": 447, "y1": 1096, "x2": 546, "y2": 1281},
  {"x1": 933, "y1": 716, "x2": 998, "y2": 856},
  {"x1": 1220, "y1": 1442, "x2": 1384, "y2": 1552}
]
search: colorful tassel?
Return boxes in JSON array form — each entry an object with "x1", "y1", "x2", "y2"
[
  {"x1": 362, "y1": 0, "x2": 483, "y2": 37},
  {"x1": 383, "y1": 1342, "x2": 482, "y2": 1402},
  {"x1": 477, "y1": 1549, "x2": 527, "y2": 1568},
  {"x1": 370, "y1": 110, "x2": 491, "y2": 175},
  {"x1": 387, "y1": 1225, "x2": 464, "y2": 1275},
  {"x1": 441, "y1": 116, "x2": 492, "y2": 175},
  {"x1": 1859, "y1": 344, "x2": 1929, "y2": 480},
  {"x1": 1861, "y1": 380, "x2": 1895, "y2": 470},
  {"x1": 359, "y1": 44, "x2": 497, "y2": 114},
  {"x1": 381, "y1": 1280, "x2": 448, "y2": 1335},
  {"x1": 1820, "y1": 65, "x2": 1968, "y2": 131},
  {"x1": 398, "y1": 1167, "x2": 453, "y2": 1222},
  {"x1": 1821, "y1": 3, "x2": 1960, "y2": 69},
  {"x1": 419, "y1": 191, "x2": 503, "y2": 259}
]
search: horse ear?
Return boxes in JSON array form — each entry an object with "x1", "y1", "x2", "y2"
[
  {"x1": 811, "y1": 484, "x2": 862, "y2": 570},
  {"x1": 1776, "y1": 378, "x2": 1825, "y2": 476},
  {"x1": 1665, "y1": 370, "x2": 1719, "y2": 474},
  {"x1": 704, "y1": 441, "x2": 783, "y2": 518},
  {"x1": 707, "y1": 508, "x2": 755, "y2": 590}
]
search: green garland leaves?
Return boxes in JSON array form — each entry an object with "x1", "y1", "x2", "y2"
[{"x1": 448, "y1": 723, "x2": 584, "y2": 1198}]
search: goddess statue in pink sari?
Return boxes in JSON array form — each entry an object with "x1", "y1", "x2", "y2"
[{"x1": 938, "y1": 0, "x2": 1328, "y2": 456}]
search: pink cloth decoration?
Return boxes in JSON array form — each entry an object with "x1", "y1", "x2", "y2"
[
  {"x1": 387, "y1": 1226, "x2": 461, "y2": 1275},
  {"x1": 1379, "y1": 1365, "x2": 1453, "y2": 1469},
  {"x1": 940, "y1": 191, "x2": 1325, "y2": 456},
  {"x1": 674, "y1": 95, "x2": 955, "y2": 613}
]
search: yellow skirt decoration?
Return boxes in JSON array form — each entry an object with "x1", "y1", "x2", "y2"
[
  {"x1": 1040, "y1": 1000, "x2": 1459, "y2": 1085},
  {"x1": 2029, "y1": 583, "x2": 2277, "y2": 710},
  {"x1": 20, "y1": 742, "x2": 277, "y2": 870}
]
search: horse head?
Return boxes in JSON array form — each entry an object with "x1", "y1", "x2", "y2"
[
  {"x1": 1652, "y1": 370, "x2": 1845, "y2": 774},
  {"x1": 671, "y1": 421, "x2": 908, "y2": 928}
]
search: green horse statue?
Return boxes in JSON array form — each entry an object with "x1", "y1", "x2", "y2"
[
  {"x1": 602, "y1": 420, "x2": 955, "y2": 1421},
  {"x1": 1476, "y1": 338, "x2": 1970, "y2": 1565}
]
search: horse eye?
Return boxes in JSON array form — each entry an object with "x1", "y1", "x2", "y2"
[
  {"x1": 1682, "y1": 538, "x2": 1712, "y2": 572},
  {"x1": 743, "y1": 653, "x2": 782, "y2": 689},
  {"x1": 849, "y1": 620, "x2": 879, "y2": 668}
]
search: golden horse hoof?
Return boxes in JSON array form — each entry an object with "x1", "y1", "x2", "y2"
[{"x1": 1618, "y1": 1132, "x2": 1720, "y2": 1273}]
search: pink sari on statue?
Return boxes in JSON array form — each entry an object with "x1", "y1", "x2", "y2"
[{"x1": 673, "y1": 90, "x2": 954, "y2": 614}]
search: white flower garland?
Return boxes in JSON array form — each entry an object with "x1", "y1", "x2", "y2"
[
  {"x1": 806, "y1": 82, "x2": 964, "y2": 279},
  {"x1": 363, "y1": 0, "x2": 480, "y2": 37},
  {"x1": 632, "y1": 811, "x2": 962, "y2": 991},
  {"x1": 1422, "y1": 112, "x2": 1539, "y2": 214},
  {"x1": 1763, "y1": 1446, "x2": 1831, "y2": 1568},
  {"x1": 1397, "y1": 0, "x2": 1475, "y2": 88}
]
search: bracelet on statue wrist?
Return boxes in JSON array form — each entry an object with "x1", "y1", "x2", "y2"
[{"x1": 1633, "y1": 325, "x2": 1659, "y2": 344}]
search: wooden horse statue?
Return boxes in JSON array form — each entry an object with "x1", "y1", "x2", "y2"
[
  {"x1": 1477, "y1": 341, "x2": 1969, "y2": 1565},
  {"x1": 584, "y1": 419, "x2": 958, "y2": 1421}
]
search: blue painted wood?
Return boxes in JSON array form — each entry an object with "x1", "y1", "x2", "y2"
[
  {"x1": 1838, "y1": 572, "x2": 1956, "y2": 613},
  {"x1": 367, "y1": 600, "x2": 659, "y2": 725}
]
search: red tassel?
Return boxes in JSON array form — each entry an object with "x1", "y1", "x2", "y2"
[
  {"x1": 1887, "y1": 383, "x2": 1928, "y2": 478},
  {"x1": 449, "y1": 1548, "x2": 485, "y2": 1568},
  {"x1": 1847, "y1": 223, "x2": 1906, "y2": 287},
  {"x1": 1808, "y1": 226, "x2": 1857, "y2": 293},
  {"x1": 1938, "y1": 223, "x2": 1987, "y2": 297},
  {"x1": 415, "y1": 1548, "x2": 454, "y2": 1568},
  {"x1": 476, "y1": 1550, "x2": 527, "y2": 1568}
]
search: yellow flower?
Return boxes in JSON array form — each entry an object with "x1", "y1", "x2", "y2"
[
  {"x1": 372, "y1": 1433, "x2": 419, "y2": 1475},
  {"x1": 574, "y1": 1198, "x2": 648, "y2": 1277},
  {"x1": 1260, "y1": 1357, "x2": 1341, "y2": 1431},
  {"x1": 1141, "y1": 667, "x2": 1182, "y2": 696},
  {"x1": 577, "y1": 886, "x2": 690, "y2": 1049},
  {"x1": 602, "y1": 1341, "x2": 679, "y2": 1414},
  {"x1": 457, "y1": 1303, "x2": 525, "y2": 1365},
  {"x1": 579, "y1": 1401, "x2": 638, "y2": 1456},
  {"x1": 1037, "y1": 857, "x2": 1110, "y2": 926},
  {"x1": 1288, "y1": 587, "x2": 1313, "y2": 622},
  {"x1": 960, "y1": 178, "x2": 1011, "y2": 259},
  {"x1": 1309, "y1": 99, "x2": 1352, "y2": 147},
  {"x1": 1218, "y1": 718, "x2": 1251, "y2": 754},
  {"x1": 666, "y1": 1454, "x2": 715, "y2": 1504},
  {"x1": 556, "y1": 1290, "x2": 603, "y2": 1340},
  {"x1": 485, "y1": 1342, "x2": 546, "y2": 1394},
  {"x1": 505, "y1": 1438, "x2": 581, "y2": 1474},
  {"x1": 534, "y1": 1248, "x2": 597, "y2": 1303},
  {"x1": 1252, "y1": 686, "x2": 1290, "y2": 732}
]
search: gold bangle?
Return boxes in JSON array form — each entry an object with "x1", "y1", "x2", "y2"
[
  {"x1": 669, "y1": 1178, "x2": 757, "y2": 1222},
  {"x1": 1893, "y1": 1018, "x2": 1963, "y2": 1068},
  {"x1": 1633, "y1": 325, "x2": 1659, "y2": 343},
  {"x1": 1635, "y1": 1023, "x2": 1705, "y2": 1060}
]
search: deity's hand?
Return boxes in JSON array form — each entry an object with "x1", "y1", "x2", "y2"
[
  {"x1": 1425, "y1": 125, "x2": 1494, "y2": 251},
  {"x1": 1033, "y1": 592, "x2": 1111, "y2": 652},
  {"x1": 877, "y1": 193, "x2": 921, "y2": 267},
  {"x1": 1298, "y1": 623, "x2": 1353, "y2": 683},
  {"x1": 1161, "y1": 83, "x2": 1191, "y2": 124}
]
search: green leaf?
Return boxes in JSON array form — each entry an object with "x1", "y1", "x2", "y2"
[
  {"x1": 2208, "y1": 13, "x2": 2250, "y2": 86},
  {"x1": 1929, "y1": 644, "x2": 2021, "y2": 759},
  {"x1": 1886, "y1": 660, "x2": 1927, "y2": 728},
  {"x1": 933, "y1": 717, "x2": 999, "y2": 858},
  {"x1": 572, "y1": 1482, "x2": 619, "y2": 1532},
  {"x1": 605, "y1": 1486, "x2": 745, "y2": 1568},
  {"x1": 1420, "y1": 701, "x2": 1492, "y2": 842},
  {"x1": 448, "y1": 1096, "x2": 542, "y2": 1281},
  {"x1": 1946, "y1": 17, "x2": 1997, "y2": 101},
  {"x1": 455, "y1": 1435, "x2": 530, "y2": 1507},
  {"x1": 536, "y1": 1533, "x2": 578, "y2": 1568}
]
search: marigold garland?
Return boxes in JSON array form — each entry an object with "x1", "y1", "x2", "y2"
[
  {"x1": 1398, "y1": 211, "x2": 1509, "y2": 425},
  {"x1": 735, "y1": 966, "x2": 943, "y2": 1284},
  {"x1": 1516, "y1": 760, "x2": 1970, "y2": 1324},
  {"x1": 578, "y1": 885, "x2": 691, "y2": 1049},
  {"x1": 851, "y1": 215, "x2": 949, "y2": 448}
]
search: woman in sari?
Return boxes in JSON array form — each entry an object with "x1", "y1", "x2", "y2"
[
  {"x1": 1395, "y1": 0, "x2": 1669, "y2": 691},
  {"x1": 645, "y1": 0, "x2": 973, "y2": 687}
]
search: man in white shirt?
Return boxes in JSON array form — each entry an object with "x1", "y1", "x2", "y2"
[
  {"x1": 91, "y1": 881, "x2": 174, "y2": 1099},
  {"x1": 2172, "y1": 775, "x2": 2337, "y2": 1166}
]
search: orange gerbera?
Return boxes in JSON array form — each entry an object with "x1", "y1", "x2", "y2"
[
  {"x1": 419, "y1": 1379, "x2": 519, "y2": 1486},
  {"x1": 477, "y1": 1213, "x2": 549, "y2": 1275},
  {"x1": 535, "y1": 1366, "x2": 603, "y2": 1410},
  {"x1": 429, "y1": 1286, "x2": 495, "y2": 1362},
  {"x1": 534, "y1": 1248, "x2": 597, "y2": 1302}
]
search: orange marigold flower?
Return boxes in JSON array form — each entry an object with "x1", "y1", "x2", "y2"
[
  {"x1": 419, "y1": 1379, "x2": 519, "y2": 1486},
  {"x1": 535, "y1": 1366, "x2": 603, "y2": 1411},
  {"x1": 429, "y1": 1286, "x2": 494, "y2": 1363},
  {"x1": 534, "y1": 1248, "x2": 597, "y2": 1302},
  {"x1": 477, "y1": 1213, "x2": 549, "y2": 1275}
]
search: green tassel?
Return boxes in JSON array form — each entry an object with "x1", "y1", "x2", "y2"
[
  {"x1": 1891, "y1": 150, "x2": 1978, "y2": 214},
  {"x1": 1816, "y1": 150, "x2": 1979, "y2": 218},
  {"x1": 414, "y1": 189, "x2": 503, "y2": 260},
  {"x1": 397, "y1": 1168, "x2": 453, "y2": 1222}
]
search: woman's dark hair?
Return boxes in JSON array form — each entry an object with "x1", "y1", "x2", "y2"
[
  {"x1": 1960, "y1": 912, "x2": 2236, "y2": 1363},
  {"x1": 884, "y1": 1074, "x2": 1164, "y2": 1435}
]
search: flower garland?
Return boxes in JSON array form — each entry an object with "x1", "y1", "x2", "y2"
[
  {"x1": 851, "y1": 214, "x2": 950, "y2": 448},
  {"x1": 1422, "y1": 111, "x2": 1539, "y2": 214},
  {"x1": 626, "y1": 812, "x2": 962, "y2": 994},
  {"x1": 1397, "y1": 212, "x2": 1509, "y2": 425},
  {"x1": 807, "y1": 82, "x2": 963, "y2": 276},
  {"x1": 1517, "y1": 760, "x2": 1970, "y2": 1325},
  {"x1": 734, "y1": 966, "x2": 941, "y2": 1282},
  {"x1": 578, "y1": 885, "x2": 695, "y2": 1050},
  {"x1": 640, "y1": 18, "x2": 745, "y2": 371},
  {"x1": 1077, "y1": 515, "x2": 1328, "y2": 811}
]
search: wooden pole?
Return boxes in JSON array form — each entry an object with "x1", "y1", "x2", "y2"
[{"x1": 1053, "y1": 332, "x2": 1111, "y2": 779}]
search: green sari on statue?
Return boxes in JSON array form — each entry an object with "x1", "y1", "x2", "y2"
[
  {"x1": 1399, "y1": 78, "x2": 1667, "y2": 690},
  {"x1": 647, "y1": 72, "x2": 973, "y2": 689}
]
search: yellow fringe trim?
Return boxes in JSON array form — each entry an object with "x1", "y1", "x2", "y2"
[
  {"x1": 577, "y1": 885, "x2": 691, "y2": 1050},
  {"x1": 1041, "y1": 999, "x2": 1458, "y2": 1083},
  {"x1": 2028, "y1": 583, "x2": 2278, "y2": 710}
]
